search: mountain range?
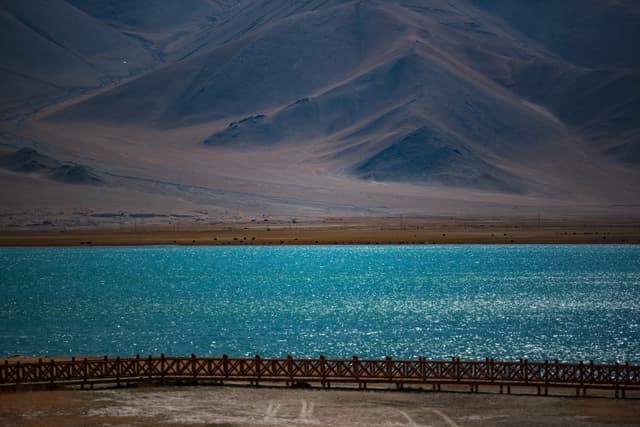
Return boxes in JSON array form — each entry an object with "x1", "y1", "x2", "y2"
[{"x1": 1, "y1": 0, "x2": 639, "y2": 225}]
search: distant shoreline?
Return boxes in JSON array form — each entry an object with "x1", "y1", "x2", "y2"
[{"x1": 1, "y1": 221, "x2": 639, "y2": 246}]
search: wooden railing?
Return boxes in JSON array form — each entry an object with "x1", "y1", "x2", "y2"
[{"x1": 2, "y1": 355, "x2": 638, "y2": 397}]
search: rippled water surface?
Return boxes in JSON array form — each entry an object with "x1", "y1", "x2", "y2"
[{"x1": 1, "y1": 245, "x2": 639, "y2": 362}]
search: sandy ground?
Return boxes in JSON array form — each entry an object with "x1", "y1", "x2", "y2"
[
  {"x1": 1, "y1": 385, "x2": 639, "y2": 427},
  {"x1": 1, "y1": 220, "x2": 640, "y2": 246}
]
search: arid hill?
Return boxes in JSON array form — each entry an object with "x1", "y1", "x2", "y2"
[{"x1": 1, "y1": 0, "x2": 639, "y2": 225}]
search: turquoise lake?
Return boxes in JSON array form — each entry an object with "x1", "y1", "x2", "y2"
[{"x1": 1, "y1": 245, "x2": 639, "y2": 363}]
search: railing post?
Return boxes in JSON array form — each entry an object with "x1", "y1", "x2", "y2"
[
  {"x1": 71, "y1": 357, "x2": 76, "y2": 382},
  {"x1": 148, "y1": 355, "x2": 153, "y2": 382},
  {"x1": 420, "y1": 356, "x2": 426, "y2": 381},
  {"x1": 353, "y1": 355, "x2": 359, "y2": 381},
  {"x1": 223, "y1": 354, "x2": 229, "y2": 379},
  {"x1": 116, "y1": 357, "x2": 121, "y2": 387},
  {"x1": 386, "y1": 356, "x2": 393, "y2": 382},
  {"x1": 50, "y1": 359, "x2": 55, "y2": 385},
  {"x1": 454, "y1": 357, "x2": 460, "y2": 382},
  {"x1": 523, "y1": 358, "x2": 528, "y2": 385},
  {"x1": 16, "y1": 361, "x2": 21, "y2": 386},
  {"x1": 287, "y1": 355, "x2": 294, "y2": 383},
  {"x1": 579, "y1": 360, "x2": 584, "y2": 395},
  {"x1": 37, "y1": 358, "x2": 42, "y2": 383},
  {"x1": 103, "y1": 354, "x2": 108, "y2": 384},
  {"x1": 255, "y1": 354, "x2": 261, "y2": 383},
  {"x1": 544, "y1": 360, "x2": 549, "y2": 395},
  {"x1": 160, "y1": 353, "x2": 165, "y2": 383},
  {"x1": 623, "y1": 361, "x2": 630, "y2": 399},
  {"x1": 83, "y1": 358, "x2": 88, "y2": 386},
  {"x1": 191, "y1": 353, "x2": 197, "y2": 383},
  {"x1": 320, "y1": 355, "x2": 326, "y2": 384},
  {"x1": 626, "y1": 361, "x2": 631, "y2": 382},
  {"x1": 488, "y1": 357, "x2": 494, "y2": 383}
]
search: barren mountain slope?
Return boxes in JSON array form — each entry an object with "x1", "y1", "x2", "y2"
[
  {"x1": 1, "y1": 0, "x2": 639, "y2": 224},
  {"x1": 0, "y1": 0, "x2": 159, "y2": 120}
]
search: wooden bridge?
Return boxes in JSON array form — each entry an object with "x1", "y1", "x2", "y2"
[{"x1": 2, "y1": 355, "x2": 639, "y2": 398}]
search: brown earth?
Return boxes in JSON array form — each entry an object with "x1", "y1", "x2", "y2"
[
  {"x1": 1, "y1": 220, "x2": 639, "y2": 246},
  {"x1": 1, "y1": 385, "x2": 639, "y2": 426}
]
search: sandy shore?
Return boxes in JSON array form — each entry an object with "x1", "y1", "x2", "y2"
[
  {"x1": 1, "y1": 219, "x2": 640, "y2": 246},
  {"x1": 1, "y1": 384, "x2": 639, "y2": 426}
]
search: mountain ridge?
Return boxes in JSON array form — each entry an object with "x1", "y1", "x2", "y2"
[{"x1": 1, "y1": 0, "x2": 638, "y2": 223}]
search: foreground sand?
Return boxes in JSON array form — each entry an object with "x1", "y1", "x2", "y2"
[
  {"x1": 1, "y1": 385, "x2": 639, "y2": 426},
  {"x1": 1, "y1": 219, "x2": 640, "y2": 246}
]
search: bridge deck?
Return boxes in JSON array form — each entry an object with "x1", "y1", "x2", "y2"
[{"x1": 2, "y1": 355, "x2": 638, "y2": 397}]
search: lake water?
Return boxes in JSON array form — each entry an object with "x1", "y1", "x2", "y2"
[{"x1": 1, "y1": 245, "x2": 639, "y2": 363}]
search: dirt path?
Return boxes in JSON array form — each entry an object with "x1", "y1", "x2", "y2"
[{"x1": 1, "y1": 386, "x2": 638, "y2": 426}]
